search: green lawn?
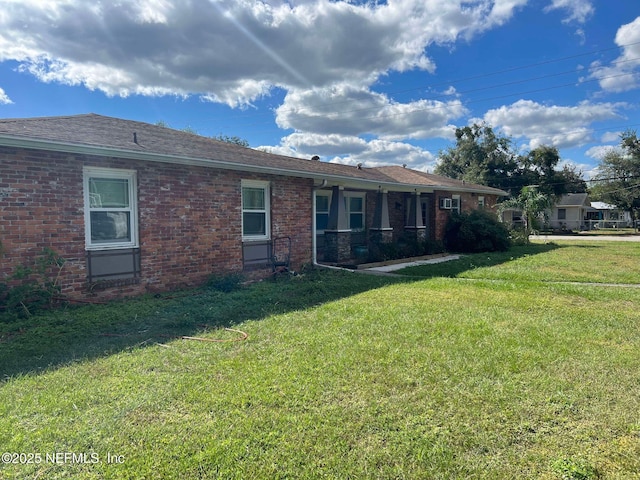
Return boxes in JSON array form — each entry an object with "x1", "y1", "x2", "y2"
[{"x1": 1, "y1": 242, "x2": 640, "y2": 479}]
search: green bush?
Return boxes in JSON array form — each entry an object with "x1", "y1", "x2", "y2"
[
  {"x1": 0, "y1": 248, "x2": 66, "y2": 320},
  {"x1": 367, "y1": 237, "x2": 444, "y2": 263},
  {"x1": 444, "y1": 210, "x2": 511, "y2": 253}
]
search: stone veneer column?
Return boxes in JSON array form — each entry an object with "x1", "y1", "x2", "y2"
[
  {"x1": 369, "y1": 189, "x2": 393, "y2": 250},
  {"x1": 404, "y1": 191, "x2": 426, "y2": 242},
  {"x1": 324, "y1": 186, "x2": 352, "y2": 262}
]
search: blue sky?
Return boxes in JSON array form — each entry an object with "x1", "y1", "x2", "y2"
[{"x1": 1, "y1": 0, "x2": 639, "y2": 179}]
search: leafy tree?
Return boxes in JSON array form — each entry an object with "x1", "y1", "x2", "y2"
[
  {"x1": 559, "y1": 164, "x2": 588, "y2": 194},
  {"x1": 155, "y1": 121, "x2": 250, "y2": 147},
  {"x1": 212, "y1": 134, "x2": 250, "y2": 147},
  {"x1": 498, "y1": 185, "x2": 553, "y2": 240},
  {"x1": 591, "y1": 130, "x2": 640, "y2": 223},
  {"x1": 436, "y1": 124, "x2": 585, "y2": 198},
  {"x1": 436, "y1": 123, "x2": 520, "y2": 192}
]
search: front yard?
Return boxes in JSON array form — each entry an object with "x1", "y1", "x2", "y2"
[{"x1": 1, "y1": 241, "x2": 639, "y2": 479}]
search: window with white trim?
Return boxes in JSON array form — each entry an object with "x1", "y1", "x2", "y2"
[
  {"x1": 478, "y1": 196, "x2": 485, "y2": 209},
  {"x1": 83, "y1": 168, "x2": 138, "y2": 249},
  {"x1": 346, "y1": 193, "x2": 365, "y2": 231},
  {"x1": 316, "y1": 193, "x2": 330, "y2": 232},
  {"x1": 558, "y1": 208, "x2": 566, "y2": 220},
  {"x1": 452, "y1": 195, "x2": 461, "y2": 213},
  {"x1": 242, "y1": 180, "x2": 270, "y2": 240}
]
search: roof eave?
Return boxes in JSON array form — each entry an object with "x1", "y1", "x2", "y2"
[{"x1": 0, "y1": 134, "x2": 506, "y2": 195}]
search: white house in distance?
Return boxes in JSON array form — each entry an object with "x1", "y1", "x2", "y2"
[
  {"x1": 548, "y1": 193, "x2": 592, "y2": 231},
  {"x1": 588, "y1": 201, "x2": 632, "y2": 229},
  {"x1": 549, "y1": 193, "x2": 632, "y2": 231}
]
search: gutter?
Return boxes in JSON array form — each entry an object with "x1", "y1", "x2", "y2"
[{"x1": 0, "y1": 134, "x2": 507, "y2": 196}]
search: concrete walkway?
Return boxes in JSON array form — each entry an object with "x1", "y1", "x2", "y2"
[{"x1": 365, "y1": 254, "x2": 462, "y2": 273}]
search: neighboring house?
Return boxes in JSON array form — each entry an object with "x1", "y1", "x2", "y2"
[
  {"x1": 0, "y1": 114, "x2": 506, "y2": 300},
  {"x1": 588, "y1": 201, "x2": 632, "y2": 229},
  {"x1": 549, "y1": 193, "x2": 593, "y2": 231}
]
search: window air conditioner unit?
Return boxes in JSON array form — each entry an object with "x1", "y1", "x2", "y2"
[{"x1": 439, "y1": 197, "x2": 452, "y2": 210}]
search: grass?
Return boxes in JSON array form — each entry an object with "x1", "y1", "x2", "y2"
[
  {"x1": 1, "y1": 242, "x2": 640, "y2": 479},
  {"x1": 396, "y1": 240, "x2": 640, "y2": 284}
]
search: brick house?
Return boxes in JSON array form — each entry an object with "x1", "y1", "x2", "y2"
[{"x1": 0, "y1": 114, "x2": 506, "y2": 300}]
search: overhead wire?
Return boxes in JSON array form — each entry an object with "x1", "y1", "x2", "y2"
[{"x1": 216, "y1": 40, "x2": 640, "y2": 127}]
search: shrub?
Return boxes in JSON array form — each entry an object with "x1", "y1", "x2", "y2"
[
  {"x1": 0, "y1": 248, "x2": 66, "y2": 320},
  {"x1": 444, "y1": 210, "x2": 511, "y2": 253}
]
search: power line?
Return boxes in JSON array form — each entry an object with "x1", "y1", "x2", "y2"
[{"x1": 220, "y1": 41, "x2": 640, "y2": 125}]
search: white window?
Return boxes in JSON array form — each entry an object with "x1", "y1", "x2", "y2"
[
  {"x1": 478, "y1": 196, "x2": 485, "y2": 209},
  {"x1": 315, "y1": 191, "x2": 365, "y2": 231},
  {"x1": 452, "y1": 195, "x2": 461, "y2": 213},
  {"x1": 345, "y1": 193, "x2": 365, "y2": 231},
  {"x1": 83, "y1": 167, "x2": 138, "y2": 250},
  {"x1": 242, "y1": 180, "x2": 270, "y2": 240},
  {"x1": 316, "y1": 193, "x2": 330, "y2": 232}
]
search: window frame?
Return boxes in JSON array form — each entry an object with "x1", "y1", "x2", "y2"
[
  {"x1": 451, "y1": 195, "x2": 461, "y2": 213},
  {"x1": 83, "y1": 167, "x2": 138, "y2": 251},
  {"x1": 241, "y1": 179, "x2": 271, "y2": 241},
  {"x1": 558, "y1": 208, "x2": 567, "y2": 220},
  {"x1": 345, "y1": 192, "x2": 366, "y2": 232},
  {"x1": 315, "y1": 192, "x2": 331, "y2": 234}
]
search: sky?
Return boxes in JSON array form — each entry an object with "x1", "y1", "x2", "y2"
[{"x1": 0, "y1": 0, "x2": 639, "y2": 180}]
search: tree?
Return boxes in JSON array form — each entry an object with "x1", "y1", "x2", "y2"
[
  {"x1": 591, "y1": 130, "x2": 640, "y2": 224},
  {"x1": 155, "y1": 121, "x2": 250, "y2": 147},
  {"x1": 212, "y1": 134, "x2": 250, "y2": 147},
  {"x1": 436, "y1": 124, "x2": 586, "y2": 198},
  {"x1": 436, "y1": 123, "x2": 520, "y2": 192},
  {"x1": 498, "y1": 185, "x2": 553, "y2": 240}
]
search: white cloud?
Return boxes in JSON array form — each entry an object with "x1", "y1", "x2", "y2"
[
  {"x1": 0, "y1": 87, "x2": 12, "y2": 104},
  {"x1": 600, "y1": 131, "x2": 621, "y2": 143},
  {"x1": 275, "y1": 84, "x2": 466, "y2": 141},
  {"x1": 483, "y1": 99, "x2": 625, "y2": 149},
  {"x1": 544, "y1": 0, "x2": 594, "y2": 24},
  {"x1": 589, "y1": 16, "x2": 640, "y2": 93},
  {"x1": 0, "y1": 0, "x2": 533, "y2": 106},
  {"x1": 585, "y1": 145, "x2": 620, "y2": 160},
  {"x1": 259, "y1": 132, "x2": 436, "y2": 169}
]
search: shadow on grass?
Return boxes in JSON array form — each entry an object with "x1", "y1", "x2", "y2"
[
  {"x1": 0, "y1": 269, "x2": 410, "y2": 380},
  {"x1": 395, "y1": 242, "x2": 563, "y2": 279}
]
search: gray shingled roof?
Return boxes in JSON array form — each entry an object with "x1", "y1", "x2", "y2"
[
  {"x1": 0, "y1": 113, "x2": 506, "y2": 195},
  {"x1": 556, "y1": 193, "x2": 590, "y2": 207}
]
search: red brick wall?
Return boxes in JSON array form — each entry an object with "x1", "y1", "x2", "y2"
[
  {"x1": 1, "y1": 146, "x2": 313, "y2": 300},
  {"x1": 432, "y1": 190, "x2": 501, "y2": 240}
]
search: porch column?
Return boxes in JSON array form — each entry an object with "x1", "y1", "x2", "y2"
[
  {"x1": 369, "y1": 189, "x2": 393, "y2": 247},
  {"x1": 404, "y1": 192, "x2": 426, "y2": 242},
  {"x1": 324, "y1": 186, "x2": 351, "y2": 263}
]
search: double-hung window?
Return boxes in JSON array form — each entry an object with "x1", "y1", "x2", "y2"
[
  {"x1": 451, "y1": 195, "x2": 461, "y2": 214},
  {"x1": 346, "y1": 193, "x2": 365, "y2": 231},
  {"x1": 316, "y1": 193, "x2": 330, "y2": 232},
  {"x1": 83, "y1": 168, "x2": 138, "y2": 249},
  {"x1": 242, "y1": 180, "x2": 270, "y2": 240},
  {"x1": 558, "y1": 208, "x2": 567, "y2": 220}
]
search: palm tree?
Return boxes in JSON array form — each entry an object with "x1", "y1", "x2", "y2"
[{"x1": 499, "y1": 185, "x2": 553, "y2": 241}]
